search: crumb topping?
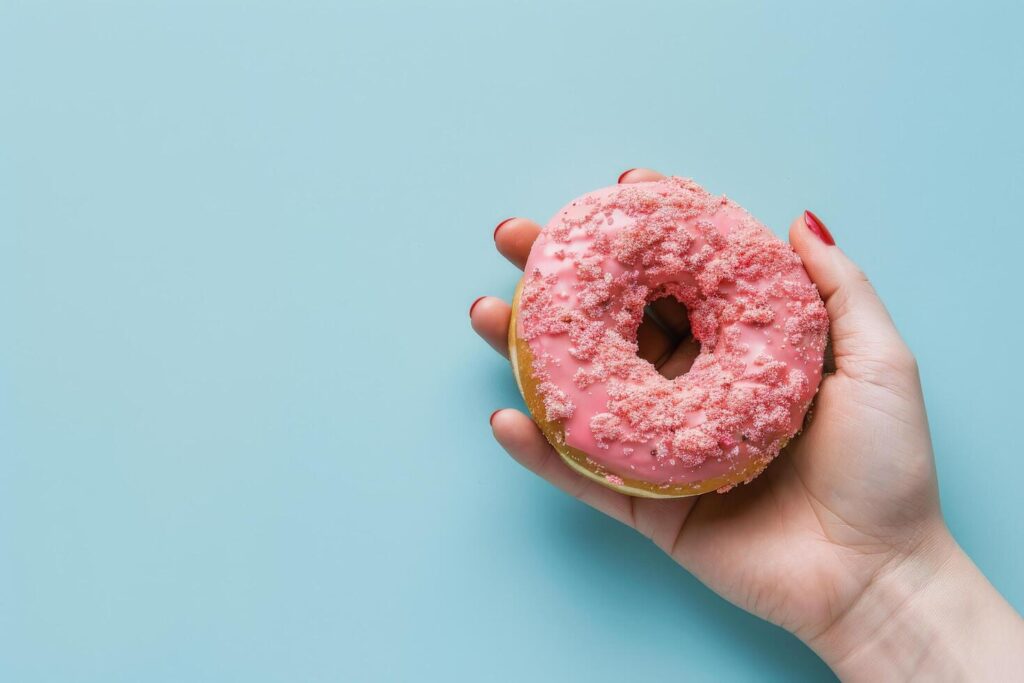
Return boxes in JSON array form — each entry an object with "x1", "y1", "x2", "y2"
[{"x1": 519, "y1": 177, "x2": 828, "y2": 486}]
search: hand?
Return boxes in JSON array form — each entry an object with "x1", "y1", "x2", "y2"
[{"x1": 471, "y1": 169, "x2": 1024, "y2": 681}]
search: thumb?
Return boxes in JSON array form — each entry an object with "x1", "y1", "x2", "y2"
[{"x1": 789, "y1": 211, "x2": 916, "y2": 384}]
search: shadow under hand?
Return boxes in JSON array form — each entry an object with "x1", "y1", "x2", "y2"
[{"x1": 528, "y1": 490, "x2": 836, "y2": 681}]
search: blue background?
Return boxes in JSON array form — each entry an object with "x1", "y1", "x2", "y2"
[{"x1": 2, "y1": 1, "x2": 1022, "y2": 680}]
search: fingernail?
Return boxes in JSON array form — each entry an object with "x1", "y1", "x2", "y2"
[
  {"x1": 617, "y1": 168, "x2": 636, "y2": 184},
  {"x1": 804, "y1": 210, "x2": 835, "y2": 246},
  {"x1": 489, "y1": 409, "x2": 501, "y2": 426},
  {"x1": 469, "y1": 296, "x2": 486, "y2": 318},
  {"x1": 493, "y1": 218, "x2": 515, "y2": 241}
]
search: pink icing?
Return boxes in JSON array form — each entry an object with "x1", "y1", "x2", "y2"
[{"x1": 518, "y1": 177, "x2": 828, "y2": 490}]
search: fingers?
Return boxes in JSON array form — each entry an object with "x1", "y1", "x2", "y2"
[
  {"x1": 637, "y1": 315, "x2": 675, "y2": 366},
  {"x1": 789, "y1": 211, "x2": 916, "y2": 380},
  {"x1": 648, "y1": 296, "x2": 691, "y2": 337},
  {"x1": 469, "y1": 296, "x2": 511, "y2": 358},
  {"x1": 656, "y1": 337, "x2": 701, "y2": 380},
  {"x1": 490, "y1": 409, "x2": 635, "y2": 526},
  {"x1": 483, "y1": 218, "x2": 537, "y2": 358},
  {"x1": 493, "y1": 218, "x2": 541, "y2": 269},
  {"x1": 618, "y1": 168, "x2": 666, "y2": 184},
  {"x1": 646, "y1": 297, "x2": 698, "y2": 379}
]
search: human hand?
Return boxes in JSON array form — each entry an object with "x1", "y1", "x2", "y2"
[{"x1": 471, "y1": 168, "x2": 1024, "y2": 681}]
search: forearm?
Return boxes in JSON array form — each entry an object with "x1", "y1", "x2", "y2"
[{"x1": 809, "y1": 530, "x2": 1024, "y2": 681}]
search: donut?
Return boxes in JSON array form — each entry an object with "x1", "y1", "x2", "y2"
[{"x1": 508, "y1": 177, "x2": 829, "y2": 498}]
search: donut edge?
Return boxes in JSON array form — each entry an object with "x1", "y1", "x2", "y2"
[{"x1": 508, "y1": 279, "x2": 769, "y2": 499}]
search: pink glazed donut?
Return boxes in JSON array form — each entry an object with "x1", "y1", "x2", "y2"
[{"x1": 508, "y1": 177, "x2": 829, "y2": 497}]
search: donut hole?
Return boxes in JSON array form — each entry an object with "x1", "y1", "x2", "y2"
[{"x1": 639, "y1": 296, "x2": 700, "y2": 380}]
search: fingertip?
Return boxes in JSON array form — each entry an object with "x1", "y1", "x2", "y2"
[
  {"x1": 490, "y1": 409, "x2": 634, "y2": 524},
  {"x1": 492, "y1": 217, "x2": 515, "y2": 241},
  {"x1": 790, "y1": 211, "x2": 863, "y2": 307},
  {"x1": 468, "y1": 295, "x2": 492, "y2": 326},
  {"x1": 469, "y1": 296, "x2": 512, "y2": 357},
  {"x1": 490, "y1": 406, "x2": 525, "y2": 430},
  {"x1": 788, "y1": 212, "x2": 815, "y2": 251},
  {"x1": 789, "y1": 213, "x2": 834, "y2": 290},
  {"x1": 493, "y1": 217, "x2": 541, "y2": 270},
  {"x1": 618, "y1": 168, "x2": 666, "y2": 184},
  {"x1": 803, "y1": 210, "x2": 835, "y2": 246},
  {"x1": 788, "y1": 211, "x2": 906, "y2": 371},
  {"x1": 469, "y1": 296, "x2": 485, "y2": 318},
  {"x1": 490, "y1": 409, "x2": 544, "y2": 455}
]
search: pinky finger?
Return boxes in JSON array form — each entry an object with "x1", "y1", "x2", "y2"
[{"x1": 491, "y1": 409, "x2": 635, "y2": 527}]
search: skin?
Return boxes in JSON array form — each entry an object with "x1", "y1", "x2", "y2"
[{"x1": 471, "y1": 169, "x2": 1024, "y2": 681}]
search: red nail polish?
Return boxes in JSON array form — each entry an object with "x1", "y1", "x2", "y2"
[
  {"x1": 469, "y1": 296, "x2": 486, "y2": 318},
  {"x1": 489, "y1": 409, "x2": 501, "y2": 426},
  {"x1": 804, "y1": 210, "x2": 835, "y2": 246},
  {"x1": 493, "y1": 218, "x2": 515, "y2": 240},
  {"x1": 617, "y1": 168, "x2": 637, "y2": 184}
]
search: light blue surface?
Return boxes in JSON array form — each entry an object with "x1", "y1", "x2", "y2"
[{"x1": 2, "y1": 1, "x2": 1022, "y2": 680}]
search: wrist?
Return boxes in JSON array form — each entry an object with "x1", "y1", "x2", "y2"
[{"x1": 808, "y1": 525, "x2": 1024, "y2": 681}]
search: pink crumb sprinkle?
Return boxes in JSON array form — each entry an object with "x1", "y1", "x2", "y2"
[{"x1": 518, "y1": 177, "x2": 827, "y2": 491}]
